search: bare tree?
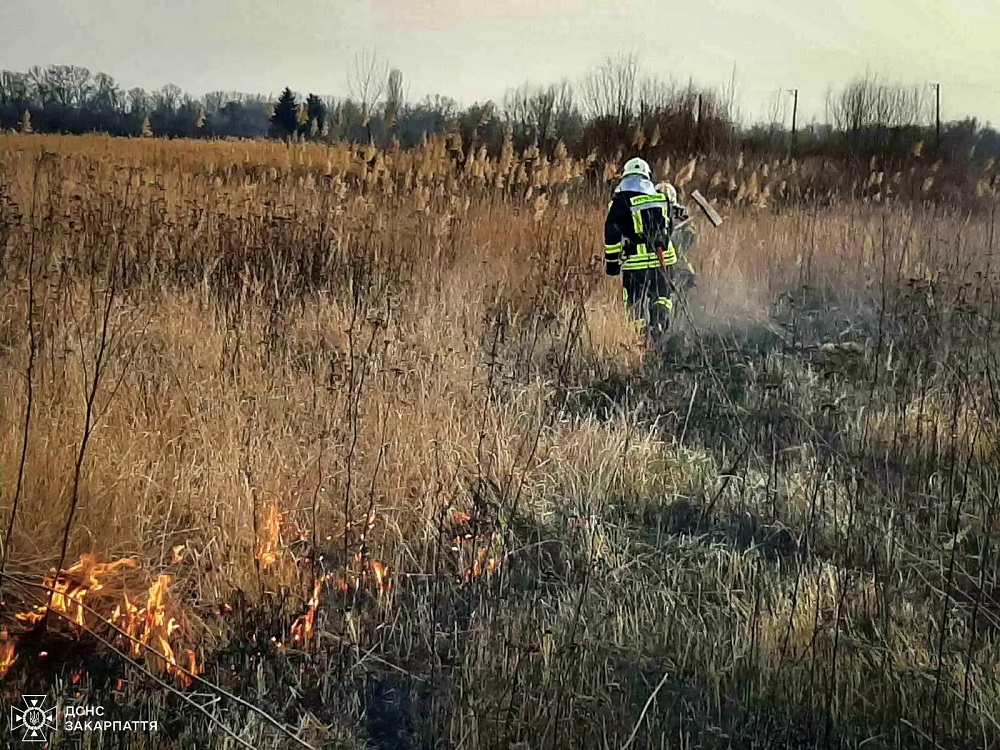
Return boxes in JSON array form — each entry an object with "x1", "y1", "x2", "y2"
[
  {"x1": 582, "y1": 53, "x2": 639, "y2": 126},
  {"x1": 0, "y1": 70, "x2": 30, "y2": 107},
  {"x1": 719, "y1": 63, "x2": 741, "y2": 128},
  {"x1": 763, "y1": 89, "x2": 787, "y2": 145},
  {"x1": 638, "y1": 73, "x2": 677, "y2": 117},
  {"x1": 831, "y1": 71, "x2": 930, "y2": 135},
  {"x1": 551, "y1": 81, "x2": 578, "y2": 144},
  {"x1": 530, "y1": 86, "x2": 557, "y2": 146},
  {"x1": 348, "y1": 48, "x2": 389, "y2": 132},
  {"x1": 91, "y1": 73, "x2": 122, "y2": 112},
  {"x1": 204, "y1": 91, "x2": 231, "y2": 114},
  {"x1": 154, "y1": 84, "x2": 183, "y2": 114},
  {"x1": 127, "y1": 88, "x2": 151, "y2": 115},
  {"x1": 504, "y1": 80, "x2": 578, "y2": 152},
  {"x1": 503, "y1": 83, "x2": 530, "y2": 133}
]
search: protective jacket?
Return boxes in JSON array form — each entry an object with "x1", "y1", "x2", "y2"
[{"x1": 604, "y1": 175, "x2": 680, "y2": 276}]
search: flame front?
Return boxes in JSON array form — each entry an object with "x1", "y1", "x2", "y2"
[
  {"x1": 120, "y1": 573, "x2": 201, "y2": 687},
  {"x1": 6, "y1": 555, "x2": 201, "y2": 688},
  {"x1": 140, "y1": 575, "x2": 175, "y2": 671},
  {"x1": 3, "y1": 514, "x2": 412, "y2": 688},
  {"x1": 16, "y1": 554, "x2": 138, "y2": 628}
]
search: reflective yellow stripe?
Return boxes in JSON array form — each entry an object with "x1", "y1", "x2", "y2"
[
  {"x1": 622, "y1": 255, "x2": 675, "y2": 269},
  {"x1": 621, "y1": 241, "x2": 677, "y2": 269},
  {"x1": 622, "y1": 258, "x2": 664, "y2": 270},
  {"x1": 622, "y1": 242, "x2": 657, "y2": 268},
  {"x1": 620, "y1": 243, "x2": 676, "y2": 262},
  {"x1": 629, "y1": 193, "x2": 667, "y2": 207}
]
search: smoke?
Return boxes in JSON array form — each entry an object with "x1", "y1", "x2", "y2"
[{"x1": 681, "y1": 263, "x2": 775, "y2": 339}]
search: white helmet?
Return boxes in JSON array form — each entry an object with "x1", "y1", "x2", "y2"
[
  {"x1": 621, "y1": 156, "x2": 651, "y2": 179},
  {"x1": 656, "y1": 181, "x2": 679, "y2": 203}
]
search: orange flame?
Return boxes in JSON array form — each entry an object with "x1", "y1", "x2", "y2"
[
  {"x1": 345, "y1": 509, "x2": 379, "y2": 532},
  {"x1": 123, "y1": 574, "x2": 201, "y2": 687},
  {"x1": 256, "y1": 504, "x2": 282, "y2": 569},
  {"x1": 138, "y1": 575, "x2": 178, "y2": 673},
  {"x1": 111, "y1": 593, "x2": 141, "y2": 646},
  {"x1": 171, "y1": 545, "x2": 185, "y2": 565},
  {"x1": 16, "y1": 554, "x2": 138, "y2": 628},
  {"x1": 465, "y1": 548, "x2": 501, "y2": 582},
  {"x1": 371, "y1": 561, "x2": 391, "y2": 594},
  {"x1": 179, "y1": 648, "x2": 202, "y2": 687},
  {"x1": 290, "y1": 575, "x2": 326, "y2": 646},
  {"x1": 0, "y1": 631, "x2": 17, "y2": 680},
  {"x1": 9, "y1": 555, "x2": 200, "y2": 688}
]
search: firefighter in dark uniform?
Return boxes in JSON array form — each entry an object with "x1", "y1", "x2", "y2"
[{"x1": 603, "y1": 157, "x2": 689, "y2": 341}]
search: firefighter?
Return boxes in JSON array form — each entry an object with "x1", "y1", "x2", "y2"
[{"x1": 603, "y1": 157, "x2": 689, "y2": 341}]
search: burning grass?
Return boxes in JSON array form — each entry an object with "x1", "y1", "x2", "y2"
[
  {"x1": 0, "y1": 133, "x2": 999, "y2": 748},
  {"x1": 1, "y1": 554, "x2": 201, "y2": 690}
]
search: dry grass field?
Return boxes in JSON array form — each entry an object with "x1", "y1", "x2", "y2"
[{"x1": 1, "y1": 133, "x2": 999, "y2": 749}]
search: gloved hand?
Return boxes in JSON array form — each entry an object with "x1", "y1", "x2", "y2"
[
  {"x1": 670, "y1": 204, "x2": 690, "y2": 223},
  {"x1": 605, "y1": 260, "x2": 621, "y2": 277}
]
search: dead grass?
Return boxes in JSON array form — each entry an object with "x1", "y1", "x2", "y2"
[{"x1": 0, "y1": 133, "x2": 999, "y2": 749}]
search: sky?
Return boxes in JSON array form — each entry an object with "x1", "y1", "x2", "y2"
[{"x1": 2, "y1": 0, "x2": 999, "y2": 127}]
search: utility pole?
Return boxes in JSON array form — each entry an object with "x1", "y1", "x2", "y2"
[
  {"x1": 933, "y1": 82, "x2": 941, "y2": 149},
  {"x1": 787, "y1": 88, "x2": 799, "y2": 152},
  {"x1": 696, "y1": 93, "x2": 703, "y2": 151}
]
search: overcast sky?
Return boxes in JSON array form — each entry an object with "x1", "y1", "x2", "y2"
[{"x1": 2, "y1": 0, "x2": 998, "y2": 127}]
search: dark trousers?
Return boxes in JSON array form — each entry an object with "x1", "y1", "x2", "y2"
[{"x1": 622, "y1": 266, "x2": 673, "y2": 335}]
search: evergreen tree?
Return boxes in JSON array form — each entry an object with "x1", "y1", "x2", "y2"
[
  {"x1": 306, "y1": 94, "x2": 327, "y2": 135},
  {"x1": 270, "y1": 87, "x2": 298, "y2": 138}
]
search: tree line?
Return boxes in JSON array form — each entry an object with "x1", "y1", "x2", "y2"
[{"x1": 2, "y1": 55, "x2": 998, "y2": 165}]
